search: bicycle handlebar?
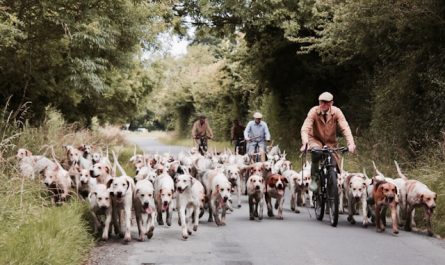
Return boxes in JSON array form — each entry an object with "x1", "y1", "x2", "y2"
[{"x1": 310, "y1": 146, "x2": 349, "y2": 154}]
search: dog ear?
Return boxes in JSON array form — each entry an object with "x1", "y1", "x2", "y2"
[
  {"x1": 283, "y1": 177, "x2": 288, "y2": 184},
  {"x1": 135, "y1": 188, "x2": 140, "y2": 195},
  {"x1": 215, "y1": 184, "x2": 220, "y2": 193},
  {"x1": 105, "y1": 165, "x2": 110, "y2": 174},
  {"x1": 106, "y1": 179, "x2": 113, "y2": 189},
  {"x1": 190, "y1": 176, "x2": 194, "y2": 184},
  {"x1": 25, "y1": 150, "x2": 32, "y2": 156}
]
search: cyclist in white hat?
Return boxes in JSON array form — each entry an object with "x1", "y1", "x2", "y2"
[
  {"x1": 300, "y1": 92, "x2": 356, "y2": 191},
  {"x1": 244, "y1": 112, "x2": 271, "y2": 162}
]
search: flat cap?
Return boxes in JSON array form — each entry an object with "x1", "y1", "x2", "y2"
[
  {"x1": 318, "y1": 92, "x2": 334, "y2": 101},
  {"x1": 253, "y1": 112, "x2": 263, "y2": 119}
]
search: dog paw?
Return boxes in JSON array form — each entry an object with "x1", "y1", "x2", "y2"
[
  {"x1": 238, "y1": 204, "x2": 242, "y2": 208},
  {"x1": 393, "y1": 230, "x2": 399, "y2": 235},
  {"x1": 428, "y1": 231, "x2": 434, "y2": 237},
  {"x1": 376, "y1": 228, "x2": 384, "y2": 233},
  {"x1": 193, "y1": 225, "x2": 198, "y2": 231},
  {"x1": 101, "y1": 235, "x2": 109, "y2": 241},
  {"x1": 362, "y1": 223, "x2": 368, "y2": 228},
  {"x1": 405, "y1": 226, "x2": 412, "y2": 232},
  {"x1": 166, "y1": 221, "x2": 172, "y2": 227},
  {"x1": 208, "y1": 218, "x2": 214, "y2": 223},
  {"x1": 259, "y1": 215, "x2": 263, "y2": 220},
  {"x1": 138, "y1": 235, "x2": 145, "y2": 242},
  {"x1": 267, "y1": 210, "x2": 274, "y2": 217},
  {"x1": 249, "y1": 216, "x2": 255, "y2": 221},
  {"x1": 182, "y1": 235, "x2": 188, "y2": 240},
  {"x1": 291, "y1": 206, "x2": 296, "y2": 211},
  {"x1": 188, "y1": 230, "x2": 192, "y2": 235},
  {"x1": 294, "y1": 209, "x2": 300, "y2": 214},
  {"x1": 276, "y1": 216, "x2": 284, "y2": 220},
  {"x1": 347, "y1": 216, "x2": 356, "y2": 225}
]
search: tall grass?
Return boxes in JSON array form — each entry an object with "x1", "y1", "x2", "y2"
[{"x1": 0, "y1": 104, "x2": 130, "y2": 265}]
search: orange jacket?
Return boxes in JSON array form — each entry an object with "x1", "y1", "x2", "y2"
[
  {"x1": 191, "y1": 119, "x2": 214, "y2": 139},
  {"x1": 301, "y1": 106, "x2": 354, "y2": 149}
]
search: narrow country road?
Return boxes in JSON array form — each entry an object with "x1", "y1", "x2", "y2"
[{"x1": 87, "y1": 133, "x2": 445, "y2": 265}]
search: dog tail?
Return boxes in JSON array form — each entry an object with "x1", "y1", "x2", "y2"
[
  {"x1": 112, "y1": 150, "x2": 127, "y2": 177},
  {"x1": 372, "y1": 160, "x2": 384, "y2": 177},
  {"x1": 394, "y1": 160, "x2": 408, "y2": 180},
  {"x1": 50, "y1": 145, "x2": 64, "y2": 170}
]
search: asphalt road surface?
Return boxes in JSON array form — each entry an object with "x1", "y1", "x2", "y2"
[{"x1": 87, "y1": 133, "x2": 445, "y2": 265}]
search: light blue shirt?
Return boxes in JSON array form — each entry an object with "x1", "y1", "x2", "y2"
[{"x1": 244, "y1": 120, "x2": 271, "y2": 142}]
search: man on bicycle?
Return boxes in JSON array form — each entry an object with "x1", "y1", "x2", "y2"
[
  {"x1": 300, "y1": 92, "x2": 356, "y2": 192},
  {"x1": 231, "y1": 119, "x2": 246, "y2": 154},
  {"x1": 244, "y1": 112, "x2": 271, "y2": 162},
  {"x1": 192, "y1": 113, "x2": 214, "y2": 148}
]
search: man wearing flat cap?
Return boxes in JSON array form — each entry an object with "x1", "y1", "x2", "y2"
[
  {"x1": 192, "y1": 113, "x2": 214, "y2": 149},
  {"x1": 300, "y1": 92, "x2": 356, "y2": 191},
  {"x1": 244, "y1": 112, "x2": 271, "y2": 162}
]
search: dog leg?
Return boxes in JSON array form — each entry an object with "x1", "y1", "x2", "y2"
[
  {"x1": 308, "y1": 190, "x2": 314, "y2": 208},
  {"x1": 156, "y1": 205, "x2": 164, "y2": 225},
  {"x1": 248, "y1": 195, "x2": 255, "y2": 220},
  {"x1": 265, "y1": 193, "x2": 274, "y2": 217},
  {"x1": 135, "y1": 212, "x2": 144, "y2": 241},
  {"x1": 193, "y1": 205, "x2": 199, "y2": 232},
  {"x1": 277, "y1": 196, "x2": 284, "y2": 220},
  {"x1": 347, "y1": 195, "x2": 356, "y2": 225},
  {"x1": 391, "y1": 205, "x2": 399, "y2": 234},
  {"x1": 102, "y1": 208, "x2": 112, "y2": 241},
  {"x1": 221, "y1": 204, "x2": 227, "y2": 226},
  {"x1": 375, "y1": 204, "x2": 384, "y2": 233},
  {"x1": 208, "y1": 201, "x2": 214, "y2": 223},
  {"x1": 166, "y1": 205, "x2": 172, "y2": 227},
  {"x1": 146, "y1": 211, "x2": 155, "y2": 239},
  {"x1": 124, "y1": 206, "x2": 132, "y2": 242},
  {"x1": 362, "y1": 197, "x2": 368, "y2": 228},
  {"x1": 180, "y1": 206, "x2": 188, "y2": 239},
  {"x1": 237, "y1": 178, "x2": 242, "y2": 208},
  {"x1": 290, "y1": 190, "x2": 296, "y2": 212},
  {"x1": 258, "y1": 197, "x2": 264, "y2": 220},
  {"x1": 404, "y1": 205, "x2": 413, "y2": 232}
]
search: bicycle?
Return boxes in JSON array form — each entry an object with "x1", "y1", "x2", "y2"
[
  {"x1": 310, "y1": 146, "x2": 348, "y2": 227},
  {"x1": 196, "y1": 136, "x2": 209, "y2": 156},
  {"x1": 245, "y1": 136, "x2": 262, "y2": 163}
]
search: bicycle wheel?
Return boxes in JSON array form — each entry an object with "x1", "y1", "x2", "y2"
[
  {"x1": 314, "y1": 176, "x2": 325, "y2": 221},
  {"x1": 327, "y1": 168, "x2": 339, "y2": 227}
]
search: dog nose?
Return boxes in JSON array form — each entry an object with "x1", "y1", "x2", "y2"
[
  {"x1": 255, "y1": 185, "x2": 260, "y2": 190},
  {"x1": 143, "y1": 202, "x2": 149, "y2": 208},
  {"x1": 223, "y1": 196, "x2": 228, "y2": 202},
  {"x1": 117, "y1": 192, "x2": 123, "y2": 197},
  {"x1": 277, "y1": 184, "x2": 283, "y2": 189},
  {"x1": 89, "y1": 170, "x2": 95, "y2": 176},
  {"x1": 100, "y1": 205, "x2": 108, "y2": 210}
]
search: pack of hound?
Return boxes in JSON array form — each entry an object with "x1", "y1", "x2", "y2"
[{"x1": 15, "y1": 143, "x2": 437, "y2": 243}]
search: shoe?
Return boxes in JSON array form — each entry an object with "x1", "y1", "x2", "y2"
[{"x1": 309, "y1": 179, "x2": 318, "y2": 192}]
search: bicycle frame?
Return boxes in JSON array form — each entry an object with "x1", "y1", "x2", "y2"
[{"x1": 311, "y1": 146, "x2": 347, "y2": 227}]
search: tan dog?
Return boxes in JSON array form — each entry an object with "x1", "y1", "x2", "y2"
[
  {"x1": 247, "y1": 174, "x2": 265, "y2": 221},
  {"x1": 372, "y1": 180, "x2": 398, "y2": 234},
  {"x1": 16, "y1": 148, "x2": 55, "y2": 180},
  {"x1": 265, "y1": 173, "x2": 288, "y2": 219},
  {"x1": 90, "y1": 162, "x2": 112, "y2": 185},
  {"x1": 175, "y1": 174, "x2": 205, "y2": 239},
  {"x1": 133, "y1": 179, "x2": 156, "y2": 241},
  {"x1": 394, "y1": 161, "x2": 437, "y2": 236},
  {"x1": 89, "y1": 183, "x2": 112, "y2": 240},
  {"x1": 345, "y1": 173, "x2": 368, "y2": 227}
]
